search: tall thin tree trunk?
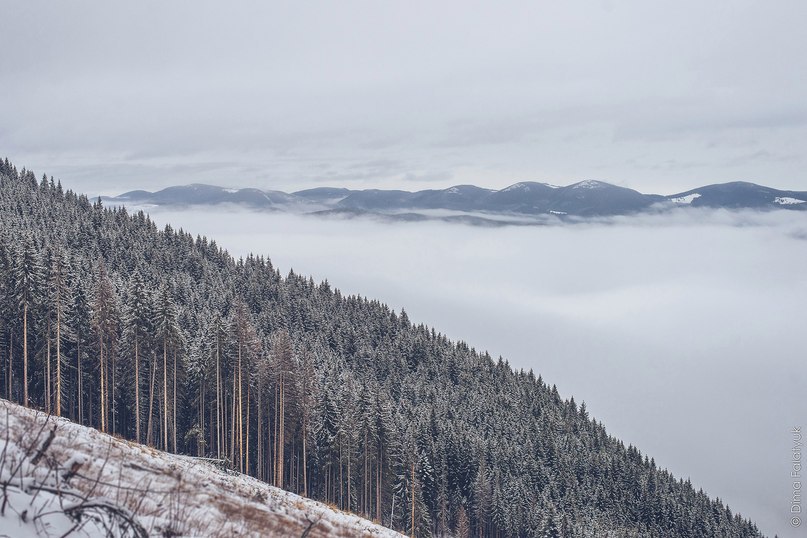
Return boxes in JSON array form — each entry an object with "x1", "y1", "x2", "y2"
[
  {"x1": 23, "y1": 303, "x2": 28, "y2": 406},
  {"x1": 390, "y1": 489, "x2": 395, "y2": 530},
  {"x1": 266, "y1": 387, "x2": 277, "y2": 484},
  {"x1": 46, "y1": 320, "x2": 51, "y2": 413},
  {"x1": 238, "y1": 342, "x2": 243, "y2": 473},
  {"x1": 302, "y1": 415, "x2": 308, "y2": 497},
  {"x1": 56, "y1": 304, "x2": 61, "y2": 416},
  {"x1": 245, "y1": 381, "x2": 250, "y2": 475},
  {"x1": 77, "y1": 337, "x2": 82, "y2": 424},
  {"x1": 111, "y1": 347, "x2": 116, "y2": 434},
  {"x1": 134, "y1": 337, "x2": 140, "y2": 443},
  {"x1": 365, "y1": 431, "x2": 369, "y2": 515},
  {"x1": 377, "y1": 444, "x2": 382, "y2": 522},
  {"x1": 231, "y1": 369, "x2": 237, "y2": 465},
  {"x1": 163, "y1": 337, "x2": 168, "y2": 451},
  {"x1": 273, "y1": 382, "x2": 279, "y2": 486},
  {"x1": 216, "y1": 337, "x2": 221, "y2": 459},
  {"x1": 147, "y1": 353, "x2": 156, "y2": 446},
  {"x1": 173, "y1": 349, "x2": 177, "y2": 453},
  {"x1": 197, "y1": 379, "x2": 203, "y2": 456},
  {"x1": 199, "y1": 381, "x2": 205, "y2": 457},
  {"x1": 257, "y1": 387, "x2": 262, "y2": 480},
  {"x1": 208, "y1": 387, "x2": 214, "y2": 458},
  {"x1": 6, "y1": 333, "x2": 12, "y2": 401},
  {"x1": 99, "y1": 331, "x2": 105, "y2": 432},
  {"x1": 411, "y1": 458, "x2": 416, "y2": 538},
  {"x1": 277, "y1": 373, "x2": 284, "y2": 489}
]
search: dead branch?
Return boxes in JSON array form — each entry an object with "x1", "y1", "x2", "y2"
[{"x1": 30, "y1": 425, "x2": 56, "y2": 465}]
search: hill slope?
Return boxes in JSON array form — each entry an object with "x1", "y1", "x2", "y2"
[
  {"x1": 0, "y1": 398, "x2": 403, "y2": 537},
  {"x1": 0, "y1": 159, "x2": 765, "y2": 537}
]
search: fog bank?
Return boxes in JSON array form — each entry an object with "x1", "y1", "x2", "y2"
[{"x1": 143, "y1": 206, "x2": 806, "y2": 537}]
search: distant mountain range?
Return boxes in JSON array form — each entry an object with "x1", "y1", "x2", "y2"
[{"x1": 108, "y1": 180, "x2": 807, "y2": 223}]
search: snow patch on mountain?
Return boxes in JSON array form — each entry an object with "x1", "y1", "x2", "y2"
[
  {"x1": 670, "y1": 193, "x2": 702, "y2": 204},
  {"x1": 501, "y1": 182, "x2": 528, "y2": 192},
  {"x1": 774, "y1": 196, "x2": 805, "y2": 205},
  {"x1": 571, "y1": 180, "x2": 605, "y2": 189}
]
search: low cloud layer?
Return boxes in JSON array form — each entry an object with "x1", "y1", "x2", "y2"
[{"x1": 138, "y1": 206, "x2": 807, "y2": 537}]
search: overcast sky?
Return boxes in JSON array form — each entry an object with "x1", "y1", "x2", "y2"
[{"x1": 2, "y1": 1, "x2": 807, "y2": 195}]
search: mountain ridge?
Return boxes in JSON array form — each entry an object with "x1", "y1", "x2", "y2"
[{"x1": 108, "y1": 179, "x2": 807, "y2": 220}]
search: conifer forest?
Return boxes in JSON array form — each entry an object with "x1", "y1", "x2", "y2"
[{"x1": 0, "y1": 160, "x2": 764, "y2": 537}]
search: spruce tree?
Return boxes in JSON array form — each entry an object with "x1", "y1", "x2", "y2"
[{"x1": 12, "y1": 234, "x2": 44, "y2": 406}]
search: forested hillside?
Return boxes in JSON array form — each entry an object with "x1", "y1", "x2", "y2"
[{"x1": 0, "y1": 159, "x2": 763, "y2": 537}]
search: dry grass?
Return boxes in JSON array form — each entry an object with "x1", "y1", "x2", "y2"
[{"x1": 0, "y1": 399, "x2": 403, "y2": 538}]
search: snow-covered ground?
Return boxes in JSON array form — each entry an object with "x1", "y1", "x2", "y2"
[{"x1": 0, "y1": 399, "x2": 404, "y2": 538}]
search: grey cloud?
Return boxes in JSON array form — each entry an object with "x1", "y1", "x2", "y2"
[
  {"x1": 726, "y1": 149, "x2": 801, "y2": 167},
  {"x1": 613, "y1": 104, "x2": 807, "y2": 142},
  {"x1": 2, "y1": 1, "x2": 807, "y2": 193}
]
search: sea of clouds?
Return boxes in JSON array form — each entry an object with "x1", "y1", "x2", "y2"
[{"x1": 140, "y1": 205, "x2": 806, "y2": 538}]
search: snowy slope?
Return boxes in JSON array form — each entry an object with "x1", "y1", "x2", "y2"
[{"x1": 0, "y1": 399, "x2": 404, "y2": 538}]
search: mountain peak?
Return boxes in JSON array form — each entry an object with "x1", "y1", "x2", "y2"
[{"x1": 570, "y1": 180, "x2": 612, "y2": 190}]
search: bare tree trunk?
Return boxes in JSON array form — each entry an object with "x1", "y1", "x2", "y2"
[
  {"x1": 23, "y1": 303, "x2": 28, "y2": 406},
  {"x1": 390, "y1": 489, "x2": 395, "y2": 530},
  {"x1": 278, "y1": 373, "x2": 284, "y2": 489},
  {"x1": 267, "y1": 389, "x2": 273, "y2": 486},
  {"x1": 273, "y1": 382, "x2": 278, "y2": 486},
  {"x1": 173, "y1": 349, "x2": 177, "y2": 453},
  {"x1": 99, "y1": 330, "x2": 105, "y2": 433},
  {"x1": 6, "y1": 333, "x2": 11, "y2": 401},
  {"x1": 199, "y1": 378, "x2": 205, "y2": 457},
  {"x1": 230, "y1": 369, "x2": 237, "y2": 465},
  {"x1": 257, "y1": 387, "x2": 262, "y2": 480},
  {"x1": 46, "y1": 319, "x2": 51, "y2": 413},
  {"x1": 411, "y1": 458, "x2": 416, "y2": 538},
  {"x1": 111, "y1": 346, "x2": 116, "y2": 434},
  {"x1": 56, "y1": 304, "x2": 61, "y2": 416},
  {"x1": 147, "y1": 352, "x2": 156, "y2": 446},
  {"x1": 377, "y1": 447, "x2": 382, "y2": 522},
  {"x1": 208, "y1": 386, "x2": 214, "y2": 457},
  {"x1": 77, "y1": 337, "x2": 82, "y2": 424},
  {"x1": 365, "y1": 431, "x2": 369, "y2": 515},
  {"x1": 238, "y1": 342, "x2": 243, "y2": 473},
  {"x1": 216, "y1": 336, "x2": 221, "y2": 459},
  {"x1": 302, "y1": 415, "x2": 307, "y2": 498},
  {"x1": 163, "y1": 337, "x2": 168, "y2": 451},
  {"x1": 245, "y1": 380, "x2": 250, "y2": 475},
  {"x1": 134, "y1": 337, "x2": 140, "y2": 443}
]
